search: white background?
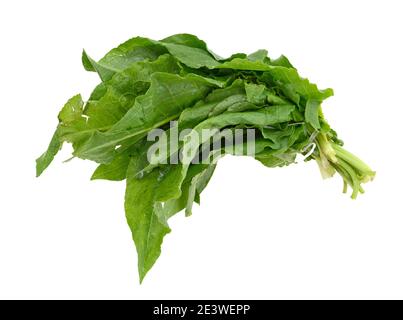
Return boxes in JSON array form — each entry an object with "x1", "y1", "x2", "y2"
[{"x1": 0, "y1": 0, "x2": 402, "y2": 299}]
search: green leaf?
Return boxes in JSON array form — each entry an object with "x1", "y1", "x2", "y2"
[
  {"x1": 162, "y1": 42, "x2": 220, "y2": 69},
  {"x1": 154, "y1": 164, "x2": 186, "y2": 202},
  {"x1": 53, "y1": 55, "x2": 181, "y2": 161},
  {"x1": 270, "y1": 55, "x2": 294, "y2": 68},
  {"x1": 91, "y1": 152, "x2": 131, "y2": 181},
  {"x1": 147, "y1": 104, "x2": 295, "y2": 169},
  {"x1": 185, "y1": 164, "x2": 216, "y2": 216},
  {"x1": 36, "y1": 94, "x2": 84, "y2": 176},
  {"x1": 83, "y1": 37, "x2": 167, "y2": 81},
  {"x1": 154, "y1": 163, "x2": 216, "y2": 221},
  {"x1": 161, "y1": 33, "x2": 222, "y2": 60},
  {"x1": 82, "y1": 50, "x2": 96, "y2": 72},
  {"x1": 247, "y1": 49, "x2": 269, "y2": 62},
  {"x1": 124, "y1": 142, "x2": 216, "y2": 282},
  {"x1": 58, "y1": 94, "x2": 85, "y2": 123},
  {"x1": 125, "y1": 155, "x2": 171, "y2": 283},
  {"x1": 75, "y1": 72, "x2": 221, "y2": 163},
  {"x1": 305, "y1": 99, "x2": 321, "y2": 130},
  {"x1": 82, "y1": 50, "x2": 116, "y2": 81},
  {"x1": 195, "y1": 105, "x2": 296, "y2": 130},
  {"x1": 255, "y1": 151, "x2": 297, "y2": 168},
  {"x1": 36, "y1": 128, "x2": 62, "y2": 177},
  {"x1": 83, "y1": 54, "x2": 181, "y2": 128},
  {"x1": 162, "y1": 33, "x2": 209, "y2": 51},
  {"x1": 260, "y1": 67, "x2": 333, "y2": 104},
  {"x1": 178, "y1": 105, "x2": 296, "y2": 182},
  {"x1": 178, "y1": 79, "x2": 245, "y2": 128},
  {"x1": 245, "y1": 83, "x2": 267, "y2": 105},
  {"x1": 217, "y1": 58, "x2": 272, "y2": 71}
]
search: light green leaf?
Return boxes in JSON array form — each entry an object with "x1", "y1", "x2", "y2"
[
  {"x1": 305, "y1": 99, "x2": 321, "y2": 130},
  {"x1": 83, "y1": 37, "x2": 167, "y2": 81},
  {"x1": 91, "y1": 152, "x2": 131, "y2": 181},
  {"x1": 36, "y1": 128, "x2": 62, "y2": 177},
  {"x1": 162, "y1": 33, "x2": 222, "y2": 60},
  {"x1": 162, "y1": 42, "x2": 220, "y2": 69},
  {"x1": 36, "y1": 94, "x2": 84, "y2": 176},
  {"x1": 245, "y1": 83, "x2": 267, "y2": 105},
  {"x1": 261, "y1": 67, "x2": 333, "y2": 103},
  {"x1": 247, "y1": 49, "x2": 269, "y2": 62},
  {"x1": 270, "y1": 55, "x2": 294, "y2": 68},
  {"x1": 125, "y1": 156, "x2": 171, "y2": 283},
  {"x1": 217, "y1": 58, "x2": 272, "y2": 71}
]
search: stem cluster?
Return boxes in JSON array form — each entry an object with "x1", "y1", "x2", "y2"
[{"x1": 315, "y1": 133, "x2": 375, "y2": 199}]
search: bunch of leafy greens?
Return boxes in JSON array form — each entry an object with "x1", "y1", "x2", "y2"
[{"x1": 36, "y1": 34, "x2": 375, "y2": 282}]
